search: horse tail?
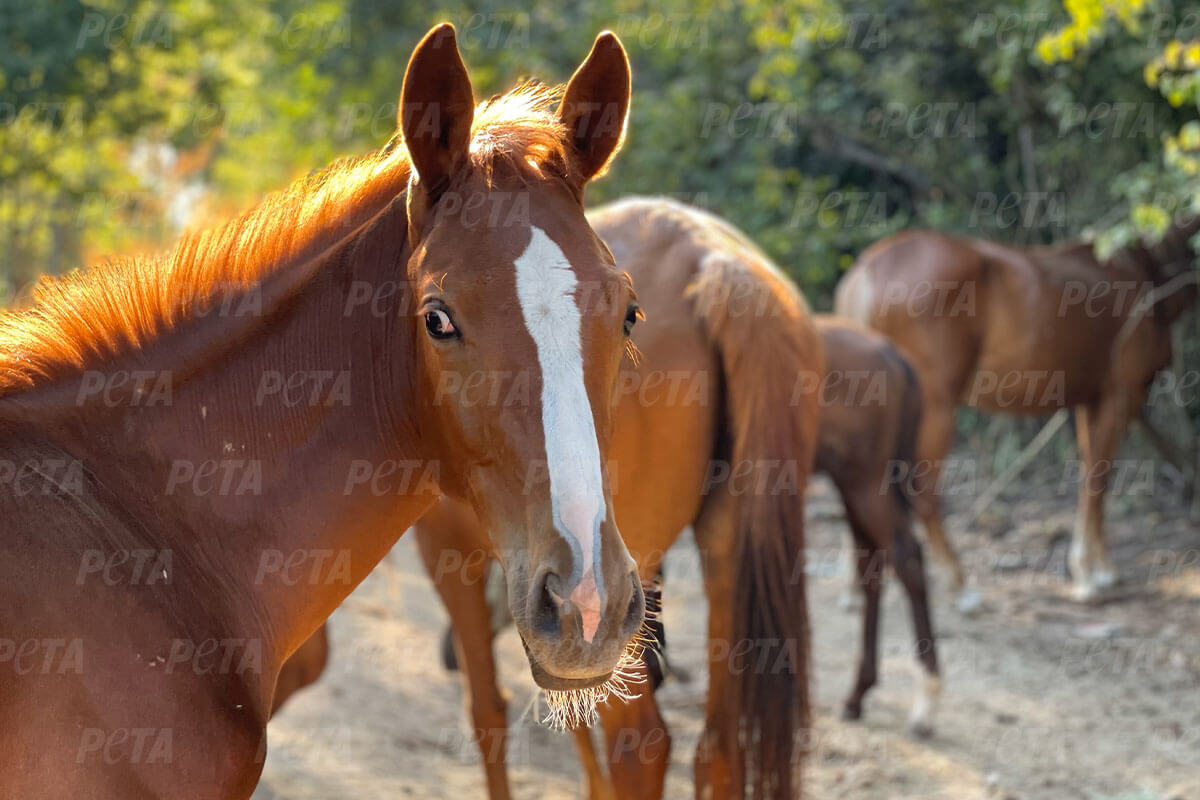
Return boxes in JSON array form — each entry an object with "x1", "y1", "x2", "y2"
[
  {"x1": 885, "y1": 343, "x2": 923, "y2": 513},
  {"x1": 688, "y1": 250, "x2": 822, "y2": 798}
]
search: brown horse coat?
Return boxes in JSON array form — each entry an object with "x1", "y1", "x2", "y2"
[
  {"x1": 404, "y1": 197, "x2": 823, "y2": 800},
  {"x1": 836, "y1": 223, "x2": 1197, "y2": 599},
  {"x1": 0, "y1": 26, "x2": 639, "y2": 798}
]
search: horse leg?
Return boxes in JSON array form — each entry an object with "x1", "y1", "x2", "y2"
[
  {"x1": 597, "y1": 671, "x2": 670, "y2": 800},
  {"x1": 839, "y1": 489, "x2": 884, "y2": 724},
  {"x1": 1071, "y1": 396, "x2": 1128, "y2": 600},
  {"x1": 837, "y1": 537, "x2": 864, "y2": 611},
  {"x1": 914, "y1": 398, "x2": 976, "y2": 612},
  {"x1": 692, "y1": 489, "x2": 743, "y2": 800},
  {"x1": 890, "y1": 502, "x2": 940, "y2": 738},
  {"x1": 571, "y1": 726, "x2": 617, "y2": 800},
  {"x1": 415, "y1": 522, "x2": 511, "y2": 800}
]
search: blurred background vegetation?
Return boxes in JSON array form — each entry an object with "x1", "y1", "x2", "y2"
[{"x1": 1, "y1": 0, "x2": 1198, "y2": 481}]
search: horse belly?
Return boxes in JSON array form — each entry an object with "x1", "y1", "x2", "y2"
[{"x1": 966, "y1": 345, "x2": 1104, "y2": 412}]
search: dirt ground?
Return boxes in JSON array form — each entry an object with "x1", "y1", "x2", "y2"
[{"x1": 253, "y1": 463, "x2": 1200, "y2": 800}]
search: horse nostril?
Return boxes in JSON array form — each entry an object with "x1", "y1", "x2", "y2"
[
  {"x1": 534, "y1": 572, "x2": 563, "y2": 637},
  {"x1": 623, "y1": 572, "x2": 646, "y2": 634}
]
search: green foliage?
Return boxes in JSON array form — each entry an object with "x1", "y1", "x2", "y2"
[{"x1": 1, "y1": 0, "x2": 1198, "y2": 312}]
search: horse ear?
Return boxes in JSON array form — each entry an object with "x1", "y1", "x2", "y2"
[
  {"x1": 558, "y1": 31, "x2": 630, "y2": 186},
  {"x1": 399, "y1": 23, "x2": 475, "y2": 199}
]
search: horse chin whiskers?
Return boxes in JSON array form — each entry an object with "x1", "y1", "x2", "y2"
[{"x1": 539, "y1": 608, "x2": 658, "y2": 732}]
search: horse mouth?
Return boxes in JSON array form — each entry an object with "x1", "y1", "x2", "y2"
[
  {"x1": 528, "y1": 659, "x2": 612, "y2": 691},
  {"x1": 522, "y1": 633, "x2": 650, "y2": 731}
]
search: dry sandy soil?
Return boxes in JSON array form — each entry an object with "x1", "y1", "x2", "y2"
[{"x1": 253, "y1": 464, "x2": 1200, "y2": 800}]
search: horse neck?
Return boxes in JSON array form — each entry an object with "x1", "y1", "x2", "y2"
[{"x1": 26, "y1": 197, "x2": 435, "y2": 670}]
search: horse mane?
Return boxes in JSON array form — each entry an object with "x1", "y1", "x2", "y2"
[{"x1": 0, "y1": 83, "x2": 568, "y2": 395}]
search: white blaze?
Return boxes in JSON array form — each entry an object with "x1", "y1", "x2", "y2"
[{"x1": 514, "y1": 226, "x2": 607, "y2": 642}]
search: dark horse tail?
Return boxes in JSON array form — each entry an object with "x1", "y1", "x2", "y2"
[
  {"x1": 885, "y1": 343, "x2": 923, "y2": 513},
  {"x1": 688, "y1": 248, "x2": 822, "y2": 798}
]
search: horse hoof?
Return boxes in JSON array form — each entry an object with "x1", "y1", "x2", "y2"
[
  {"x1": 841, "y1": 701, "x2": 863, "y2": 721},
  {"x1": 956, "y1": 587, "x2": 983, "y2": 615},
  {"x1": 1093, "y1": 567, "x2": 1118, "y2": 589},
  {"x1": 1070, "y1": 580, "x2": 1100, "y2": 603},
  {"x1": 907, "y1": 718, "x2": 934, "y2": 740},
  {"x1": 838, "y1": 591, "x2": 863, "y2": 612}
]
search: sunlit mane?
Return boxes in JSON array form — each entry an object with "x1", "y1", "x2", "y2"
[{"x1": 0, "y1": 82, "x2": 567, "y2": 394}]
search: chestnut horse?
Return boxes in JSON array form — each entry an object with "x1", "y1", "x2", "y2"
[
  {"x1": 0, "y1": 25, "x2": 642, "y2": 798},
  {"x1": 379, "y1": 312, "x2": 938, "y2": 800},
  {"x1": 836, "y1": 222, "x2": 1198, "y2": 600},
  {"x1": 412, "y1": 197, "x2": 822, "y2": 800},
  {"x1": 258, "y1": 196, "x2": 821, "y2": 800}
]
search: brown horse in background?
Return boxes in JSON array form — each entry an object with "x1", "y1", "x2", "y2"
[
  {"x1": 812, "y1": 316, "x2": 939, "y2": 734},
  {"x1": 414, "y1": 197, "x2": 822, "y2": 800},
  {"x1": 0, "y1": 26, "x2": 640, "y2": 797},
  {"x1": 836, "y1": 222, "x2": 1199, "y2": 600}
]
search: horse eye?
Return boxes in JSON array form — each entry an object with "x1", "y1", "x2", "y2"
[
  {"x1": 623, "y1": 303, "x2": 640, "y2": 337},
  {"x1": 424, "y1": 307, "x2": 458, "y2": 340}
]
